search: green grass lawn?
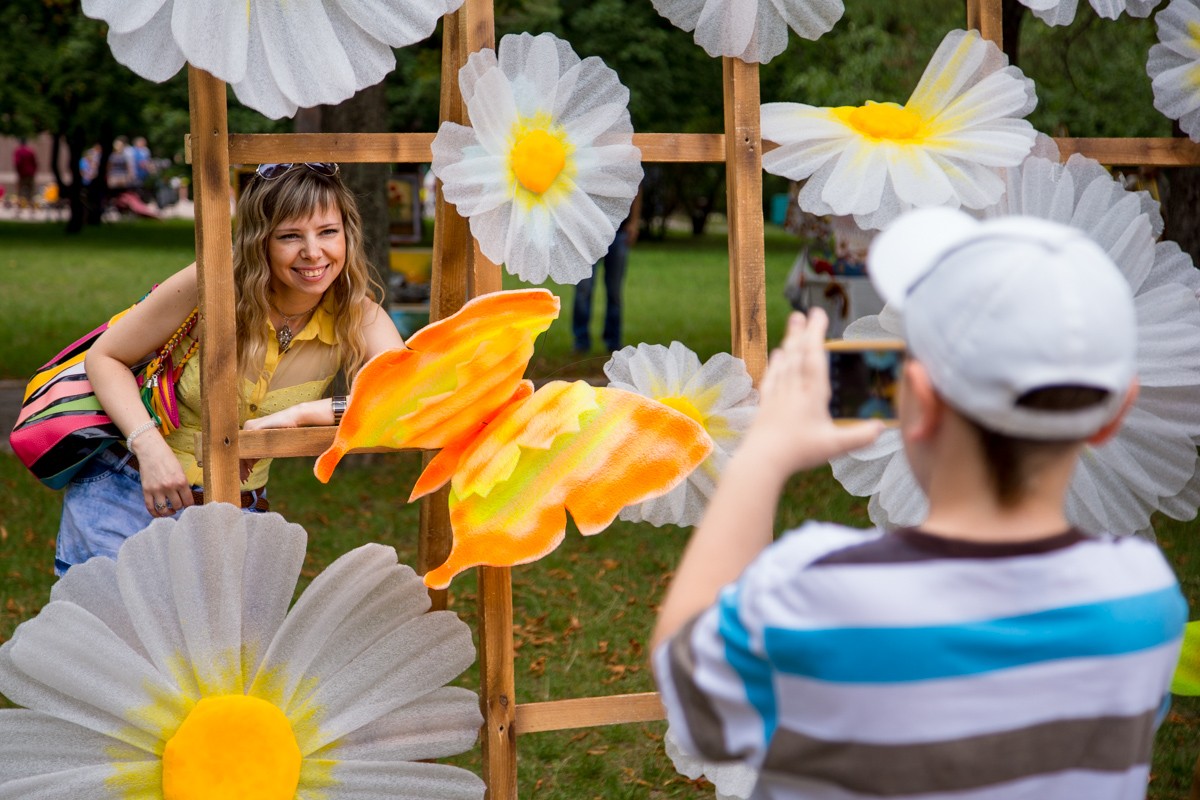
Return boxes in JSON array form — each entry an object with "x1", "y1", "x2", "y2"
[{"x1": 0, "y1": 219, "x2": 1196, "y2": 798}]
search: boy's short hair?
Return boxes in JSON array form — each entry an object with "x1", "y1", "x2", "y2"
[{"x1": 867, "y1": 208, "x2": 1137, "y2": 443}]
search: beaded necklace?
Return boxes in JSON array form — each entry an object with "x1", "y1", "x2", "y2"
[{"x1": 268, "y1": 297, "x2": 320, "y2": 353}]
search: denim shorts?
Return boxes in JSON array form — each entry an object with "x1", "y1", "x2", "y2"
[{"x1": 55, "y1": 447, "x2": 266, "y2": 576}]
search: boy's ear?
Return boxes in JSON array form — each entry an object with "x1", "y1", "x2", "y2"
[
  {"x1": 902, "y1": 359, "x2": 943, "y2": 442},
  {"x1": 1087, "y1": 378, "x2": 1140, "y2": 446}
]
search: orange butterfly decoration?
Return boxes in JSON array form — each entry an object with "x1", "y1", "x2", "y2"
[{"x1": 316, "y1": 289, "x2": 713, "y2": 588}]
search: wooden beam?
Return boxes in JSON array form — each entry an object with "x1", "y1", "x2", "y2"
[
  {"x1": 971, "y1": 0, "x2": 1003, "y2": 46},
  {"x1": 228, "y1": 132, "x2": 435, "y2": 164},
  {"x1": 203, "y1": 132, "x2": 730, "y2": 165},
  {"x1": 722, "y1": 57, "x2": 768, "y2": 383},
  {"x1": 187, "y1": 66, "x2": 241, "y2": 505},
  {"x1": 479, "y1": 566, "x2": 518, "y2": 799},
  {"x1": 516, "y1": 693, "x2": 665, "y2": 734},
  {"x1": 1054, "y1": 137, "x2": 1200, "y2": 166}
]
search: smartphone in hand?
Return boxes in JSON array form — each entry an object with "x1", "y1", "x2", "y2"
[{"x1": 825, "y1": 340, "x2": 905, "y2": 423}]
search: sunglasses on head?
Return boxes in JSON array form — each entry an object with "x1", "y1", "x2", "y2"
[{"x1": 255, "y1": 162, "x2": 340, "y2": 180}]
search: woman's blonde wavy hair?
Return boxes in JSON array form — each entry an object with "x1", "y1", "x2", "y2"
[{"x1": 232, "y1": 166, "x2": 385, "y2": 390}]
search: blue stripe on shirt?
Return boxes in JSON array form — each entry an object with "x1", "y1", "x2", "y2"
[
  {"x1": 718, "y1": 585, "x2": 778, "y2": 743},
  {"x1": 764, "y1": 585, "x2": 1187, "y2": 683}
]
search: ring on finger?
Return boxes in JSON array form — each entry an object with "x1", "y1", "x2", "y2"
[{"x1": 153, "y1": 501, "x2": 168, "y2": 512}]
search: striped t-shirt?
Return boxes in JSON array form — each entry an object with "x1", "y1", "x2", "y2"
[{"x1": 654, "y1": 522, "x2": 1187, "y2": 799}]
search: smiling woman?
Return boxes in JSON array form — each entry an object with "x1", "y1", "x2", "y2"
[{"x1": 52, "y1": 163, "x2": 406, "y2": 578}]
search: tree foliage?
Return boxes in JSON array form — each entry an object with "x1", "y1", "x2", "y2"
[{"x1": 0, "y1": 0, "x2": 1185, "y2": 234}]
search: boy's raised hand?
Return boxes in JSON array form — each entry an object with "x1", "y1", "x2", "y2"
[{"x1": 742, "y1": 309, "x2": 885, "y2": 479}]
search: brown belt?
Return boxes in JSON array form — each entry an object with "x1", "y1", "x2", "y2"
[{"x1": 112, "y1": 445, "x2": 270, "y2": 512}]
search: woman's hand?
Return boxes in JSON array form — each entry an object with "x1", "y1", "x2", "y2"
[{"x1": 130, "y1": 429, "x2": 193, "y2": 516}]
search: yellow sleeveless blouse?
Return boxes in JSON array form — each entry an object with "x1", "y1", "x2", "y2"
[{"x1": 164, "y1": 302, "x2": 340, "y2": 489}]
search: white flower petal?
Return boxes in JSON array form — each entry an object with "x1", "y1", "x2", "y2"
[
  {"x1": 665, "y1": 726, "x2": 758, "y2": 800},
  {"x1": 48, "y1": 555, "x2": 148, "y2": 662},
  {"x1": 115, "y1": 519, "x2": 201, "y2": 697},
  {"x1": 0, "y1": 762, "x2": 158, "y2": 800},
  {"x1": 652, "y1": 0, "x2": 843, "y2": 63},
  {"x1": 310, "y1": 760, "x2": 485, "y2": 800},
  {"x1": 885, "y1": 146, "x2": 956, "y2": 207},
  {"x1": 0, "y1": 642, "x2": 160, "y2": 753},
  {"x1": 171, "y1": 0, "x2": 249, "y2": 83},
  {"x1": 294, "y1": 611, "x2": 475, "y2": 752},
  {"x1": 0, "y1": 710, "x2": 153, "y2": 783},
  {"x1": 105, "y1": 1, "x2": 186, "y2": 83},
  {"x1": 251, "y1": 543, "x2": 407, "y2": 708},
  {"x1": 82, "y1": 0, "x2": 167, "y2": 34},
  {"x1": 463, "y1": 68, "x2": 521, "y2": 156},
  {"x1": 8, "y1": 602, "x2": 189, "y2": 735},
  {"x1": 1021, "y1": 0, "x2": 1157, "y2": 25},
  {"x1": 312, "y1": 686, "x2": 481, "y2": 762},
  {"x1": 822, "y1": 140, "x2": 890, "y2": 215},
  {"x1": 337, "y1": 0, "x2": 462, "y2": 47}
]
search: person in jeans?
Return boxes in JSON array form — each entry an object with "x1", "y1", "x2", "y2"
[{"x1": 55, "y1": 163, "x2": 404, "y2": 574}]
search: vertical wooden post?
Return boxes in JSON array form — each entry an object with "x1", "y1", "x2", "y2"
[
  {"x1": 187, "y1": 66, "x2": 241, "y2": 504},
  {"x1": 420, "y1": 0, "x2": 502, "y2": 600},
  {"x1": 972, "y1": 0, "x2": 1004, "y2": 46},
  {"x1": 722, "y1": 57, "x2": 768, "y2": 383},
  {"x1": 420, "y1": 2, "x2": 515, "y2": 797}
]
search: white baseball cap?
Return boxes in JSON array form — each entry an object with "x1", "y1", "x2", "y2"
[{"x1": 867, "y1": 207, "x2": 1137, "y2": 440}]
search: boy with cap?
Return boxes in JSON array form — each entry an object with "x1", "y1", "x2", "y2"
[{"x1": 652, "y1": 207, "x2": 1187, "y2": 799}]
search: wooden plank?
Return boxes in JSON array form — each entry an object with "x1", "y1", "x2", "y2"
[
  {"x1": 187, "y1": 66, "x2": 241, "y2": 505},
  {"x1": 233, "y1": 428, "x2": 405, "y2": 459},
  {"x1": 722, "y1": 57, "x2": 768, "y2": 383},
  {"x1": 228, "y1": 132, "x2": 435, "y2": 163},
  {"x1": 966, "y1": 0, "x2": 981, "y2": 31},
  {"x1": 516, "y1": 693, "x2": 665, "y2": 734},
  {"x1": 215, "y1": 131, "x2": 1200, "y2": 168},
  {"x1": 204, "y1": 132, "x2": 729, "y2": 165},
  {"x1": 1054, "y1": 137, "x2": 1200, "y2": 166},
  {"x1": 975, "y1": 0, "x2": 1003, "y2": 46},
  {"x1": 479, "y1": 565, "x2": 518, "y2": 799}
]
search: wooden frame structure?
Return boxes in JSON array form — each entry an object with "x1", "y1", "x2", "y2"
[{"x1": 186, "y1": 1, "x2": 1200, "y2": 796}]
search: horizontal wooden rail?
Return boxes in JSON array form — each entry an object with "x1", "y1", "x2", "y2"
[
  {"x1": 195, "y1": 428, "x2": 409, "y2": 461},
  {"x1": 194, "y1": 133, "x2": 1200, "y2": 169},
  {"x1": 515, "y1": 692, "x2": 665, "y2": 734},
  {"x1": 1054, "y1": 137, "x2": 1200, "y2": 166},
  {"x1": 190, "y1": 132, "x2": 732, "y2": 164}
]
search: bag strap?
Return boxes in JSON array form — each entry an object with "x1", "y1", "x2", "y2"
[{"x1": 143, "y1": 309, "x2": 200, "y2": 383}]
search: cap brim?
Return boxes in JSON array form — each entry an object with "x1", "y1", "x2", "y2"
[{"x1": 867, "y1": 208, "x2": 982, "y2": 309}]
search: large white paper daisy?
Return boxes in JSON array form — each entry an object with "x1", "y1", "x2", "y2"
[
  {"x1": 650, "y1": 0, "x2": 844, "y2": 64},
  {"x1": 1148, "y1": 0, "x2": 1200, "y2": 141},
  {"x1": 830, "y1": 150, "x2": 1200, "y2": 537},
  {"x1": 0, "y1": 504, "x2": 485, "y2": 799},
  {"x1": 762, "y1": 29, "x2": 1038, "y2": 231},
  {"x1": 431, "y1": 32, "x2": 644, "y2": 285},
  {"x1": 604, "y1": 342, "x2": 758, "y2": 527},
  {"x1": 81, "y1": 0, "x2": 463, "y2": 119},
  {"x1": 1017, "y1": 0, "x2": 1160, "y2": 26}
]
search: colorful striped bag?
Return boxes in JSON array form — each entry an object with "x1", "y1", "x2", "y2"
[{"x1": 9, "y1": 297, "x2": 198, "y2": 489}]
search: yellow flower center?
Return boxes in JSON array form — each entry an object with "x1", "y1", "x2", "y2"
[
  {"x1": 510, "y1": 129, "x2": 567, "y2": 194},
  {"x1": 162, "y1": 695, "x2": 301, "y2": 800},
  {"x1": 659, "y1": 395, "x2": 705, "y2": 427},
  {"x1": 835, "y1": 101, "x2": 924, "y2": 141}
]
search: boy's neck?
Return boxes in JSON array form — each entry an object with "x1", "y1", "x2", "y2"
[{"x1": 917, "y1": 416, "x2": 1080, "y2": 544}]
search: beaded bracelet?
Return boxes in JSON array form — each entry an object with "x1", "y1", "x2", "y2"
[{"x1": 125, "y1": 420, "x2": 159, "y2": 451}]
